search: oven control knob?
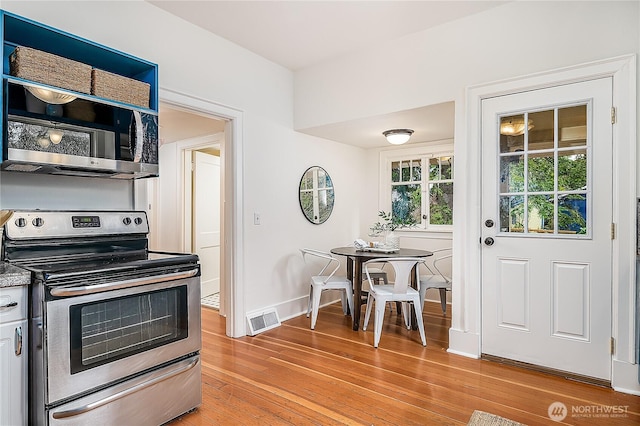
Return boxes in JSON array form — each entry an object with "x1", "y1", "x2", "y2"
[
  {"x1": 32, "y1": 217, "x2": 44, "y2": 227},
  {"x1": 15, "y1": 217, "x2": 26, "y2": 228},
  {"x1": 134, "y1": 217, "x2": 143, "y2": 225},
  {"x1": 122, "y1": 217, "x2": 132, "y2": 225}
]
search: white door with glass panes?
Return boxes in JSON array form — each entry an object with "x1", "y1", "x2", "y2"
[
  {"x1": 389, "y1": 155, "x2": 453, "y2": 229},
  {"x1": 481, "y1": 78, "x2": 613, "y2": 380}
]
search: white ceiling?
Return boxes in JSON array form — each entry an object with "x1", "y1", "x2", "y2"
[{"x1": 151, "y1": 1, "x2": 508, "y2": 147}]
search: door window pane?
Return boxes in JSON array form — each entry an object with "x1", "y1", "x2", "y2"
[
  {"x1": 497, "y1": 103, "x2": 590, "y2": 237},
  {"x1": 500, "y1": 155, "x2": 524, "y2": 193},
  {"x1": 558, "y1": 149, "x2": 587, "y2": 191},
  {"x1": 528, "y1": 110, "x2": 554, "y2": 151},
  {"x1": 559, "y1": 105, "x2": 587, "y2": 149},
  {"x1": 558, "y1": 194, "x2": 587, "y2": 234},
  {"x1": 528, "y1": 152, "x2": 555, "y2": 192},
  {"x1": 527, "y1": 195, "x2": 554, "y2": 233},
  {"x1": 499, "y1": 195, "x2": 524, "y2": 233}
]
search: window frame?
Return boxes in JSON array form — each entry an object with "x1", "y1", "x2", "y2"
[{"x1": 379, "y1": 141, "x2": 454, "y2": 233}]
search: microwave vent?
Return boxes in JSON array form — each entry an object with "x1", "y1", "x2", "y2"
[{"x1": 4, "y1": 164, "x2": 42, "y2": 172}]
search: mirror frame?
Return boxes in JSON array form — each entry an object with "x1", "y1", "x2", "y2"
[{"x1": 298, "y1": 166, "x2": 335, "y2": 225}]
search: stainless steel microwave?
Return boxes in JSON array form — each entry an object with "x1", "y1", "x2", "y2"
[{"x1": 2, "y1": 81, "x2": 158, "y2": 179}]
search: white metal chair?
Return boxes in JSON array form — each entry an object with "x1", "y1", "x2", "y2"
[
  {"x1": 362, "y1": 257, "x2": 427, "y2": 348},
  {"x1": 419, "y1": 248, "x2": 452, "y2": 314},
  {"x1": 364, "y1": 263, "x2": 397, "y2": 313},
  {"x1": 300, "y1": 248, "x2": 354, "y2": 330}
]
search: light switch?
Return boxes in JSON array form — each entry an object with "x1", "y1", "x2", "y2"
[{"x1": 254, "y1": 213, "x2": 261, "y2": 225}]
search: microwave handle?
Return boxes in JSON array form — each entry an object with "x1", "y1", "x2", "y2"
[
  {"x1": 50, "y1": 268, "x2": 198, "y2": 297},
  {"x1": 131, "y1": 110, "x2": 144, "y2": 162},
  {"x1": 51, "y1": 357, "x2": 199, "y2": 419}
]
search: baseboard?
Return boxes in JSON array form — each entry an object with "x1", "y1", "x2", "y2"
[
  {"x1": 448, "y1": 328, "x2": 480, "y2": 358},
  {"x1": 612, "y1": 359, "x2": 640, "y2": 395}
]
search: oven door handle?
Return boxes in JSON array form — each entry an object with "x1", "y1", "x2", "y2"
[
  {"x1": 51, "y1": 356, "x2": 199, "y2": 419},
  {"x1": 50, "y1": 268, "x2": 199, "y2": 297}
]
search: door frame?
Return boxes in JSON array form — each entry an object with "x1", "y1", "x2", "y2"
[
  {"x1": 450, "y1": 55, "x2": 637, "y2": 392},
  {"x1": 159, "y1": 87, "x2": 246, "y2": 338}
]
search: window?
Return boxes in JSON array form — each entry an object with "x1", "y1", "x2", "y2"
[
  {"x1": 428, "y1": 157, "x2": 454, "y2": 226},
  {"x1": 498, "y1": 105, "x2": 588, "y2": 236},
  {"x1": 382, "y1": 146, "x2": 454, "y2": 231}
]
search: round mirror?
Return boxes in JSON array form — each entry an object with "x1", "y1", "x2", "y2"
[{"x1": 299, "y1": 166, "x2": 334, "y2": 224}]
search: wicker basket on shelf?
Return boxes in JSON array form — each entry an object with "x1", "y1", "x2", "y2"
[
  {"x1": 9, "y1": 46, "x2": 92, "y2": 94},
  {"x1": 91, "y1": 68, "x2": 150, "y2": 108}
]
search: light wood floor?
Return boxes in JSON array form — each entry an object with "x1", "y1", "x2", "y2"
[{"x1": 170, "y1": 302, "x2": 640, "y2": 425}]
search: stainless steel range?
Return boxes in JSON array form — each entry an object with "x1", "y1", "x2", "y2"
[{"x1": 2, "y1": 210, "x2": 201, "y2": 425}]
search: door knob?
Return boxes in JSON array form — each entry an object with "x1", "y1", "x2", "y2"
[
  {"x1": 484, "y1": 237, "x2": 495, "y2": 246},
  {"x1": 485, "y1": 219, "x2": 494, "y2": 228}
]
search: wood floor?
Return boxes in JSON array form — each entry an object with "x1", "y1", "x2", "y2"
[{"x1": 170, "y1": 302, "x2": 640, "y2": 425}]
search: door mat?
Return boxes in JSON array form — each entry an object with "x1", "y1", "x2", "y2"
[{"x1": 467, "y1": 410, "x2": 525, "y2": 426}]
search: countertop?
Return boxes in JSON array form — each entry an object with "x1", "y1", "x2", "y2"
[{"x1": 0, "y1": 262, "x2": 31, "y2": 287}]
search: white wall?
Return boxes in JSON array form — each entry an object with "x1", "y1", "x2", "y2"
[
  {"x1": 294, "y1": 0, "x2": 640, "y2": 394},
  {"x1": 0, "y1": 171, "x2": 133, "y2": 209},
  {"x1": 0, "y1": 2, "x2": 369, "y2": 321},
  {"x1": 295, "y1": 1, "x2": 639, "y2": 131}
]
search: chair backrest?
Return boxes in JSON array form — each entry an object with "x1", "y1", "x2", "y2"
[
  {"x1": 422, "y1": 248, "x2": 452, "y2": 283},
  {"x1": 364, "y1": 257, "x2": 424, "y2": 294},
  {"x1": 433, "y1": 254, "x2": 452, "y2": 283},
  {"x1": 300, "y1": 248, "x2": 341, "y2": 283}
]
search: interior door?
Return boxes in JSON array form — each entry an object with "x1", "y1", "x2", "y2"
[
  {"x1": 481, "y1": 78, "x2": 613, "y2": 380},
  {"x1": 193, "y1": 151, "x2": 221, "y2": 297}
]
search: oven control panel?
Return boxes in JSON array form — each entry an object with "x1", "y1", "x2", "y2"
[
  {"x1": 72, "y1": 215, "x2": 101, "y2": 228},
  {"x1": 5, "y1": 211, "x2": 149, "y2": 239}
]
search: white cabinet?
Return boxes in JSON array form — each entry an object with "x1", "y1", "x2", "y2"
[{"x1": 0, "y1": 286, "x2": 27, "y2": 426}]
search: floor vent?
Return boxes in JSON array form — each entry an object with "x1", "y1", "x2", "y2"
[{"x1": 246, "y1": 308, "x2": 281, "y2": 336}]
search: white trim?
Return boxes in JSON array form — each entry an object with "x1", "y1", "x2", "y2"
[
  {"x1": 455, "y1": 55, "x2": 637, "y2": 392},
  {"x1": 159, "y1": 87, "x2": 246, "y2": 338}
]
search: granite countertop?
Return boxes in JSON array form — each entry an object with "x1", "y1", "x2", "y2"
[{"x1": 0, "y1": 262, "x2": 31, "y2": 287}]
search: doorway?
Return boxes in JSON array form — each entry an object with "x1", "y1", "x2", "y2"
[
  {"x1": 151, "y1": 88, "x2": 247, "y2": 338},
  {"x1": 155, "y1": 105, "x2": 224, "y2": 309},
  {"x1": 481, "y1": 78, "x2": 613, "y2": 381},
  {"x1": 452, "y1": 55, "x2": 637, "y2": 392}
]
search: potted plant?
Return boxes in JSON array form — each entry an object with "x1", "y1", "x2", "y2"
[{"x1": 369, "y1": 211, "x2": 417, "y2": 249}]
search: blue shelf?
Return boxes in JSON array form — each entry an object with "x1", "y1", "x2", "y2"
[{"x1": 1, "y1": 10, "x2": 158, "y2": 111}]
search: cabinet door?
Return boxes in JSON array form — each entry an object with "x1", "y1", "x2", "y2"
[{"x1": 0, "y1": 320, "x2": 27, "y2": 426}]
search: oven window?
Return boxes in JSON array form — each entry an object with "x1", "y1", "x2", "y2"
[{"x1": 69, "y1": 286, "x2": 188, "y2": 374}]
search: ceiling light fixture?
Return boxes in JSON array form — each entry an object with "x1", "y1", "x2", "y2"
[
  {"x1": 26, "y1": 86, "x2": 77, "y2": 104},
  {"x1": 500, "y1": 118, "x2": 533, "y2": 136},
  {"x1": 383, "y1": 128, "x2": 414, "y2": 145}
]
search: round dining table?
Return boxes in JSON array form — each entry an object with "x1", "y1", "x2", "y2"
[{"x1": 330, "y1": 246, "x2": 433, "y2": 331}]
